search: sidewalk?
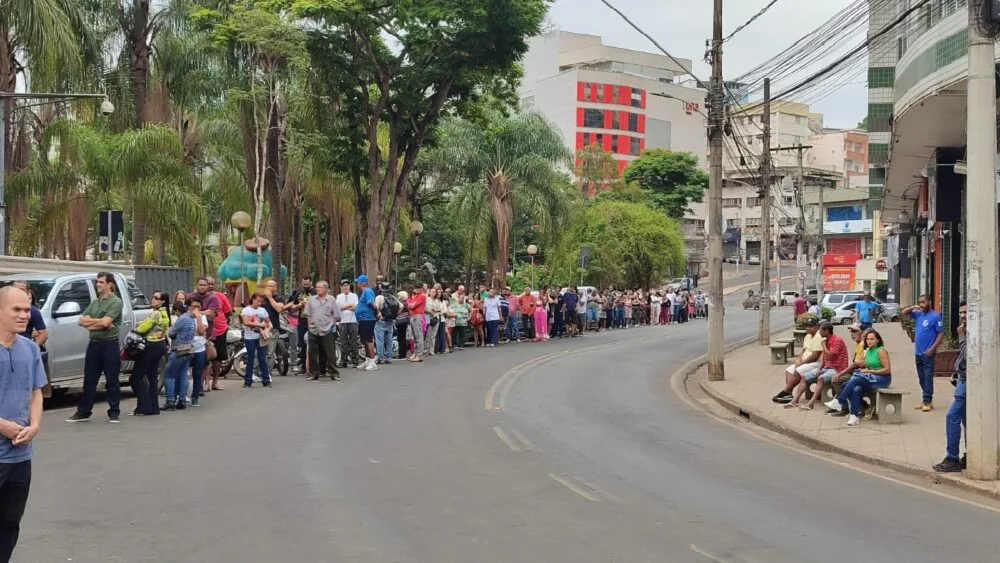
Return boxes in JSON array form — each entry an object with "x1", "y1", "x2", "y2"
[{"x1": 698, "y1": 324, "x2": 1000, "y2": 499}]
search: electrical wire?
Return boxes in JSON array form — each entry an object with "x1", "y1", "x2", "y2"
[{"x1": 723, "y1": 0, "x2": 784, "y2": 43}]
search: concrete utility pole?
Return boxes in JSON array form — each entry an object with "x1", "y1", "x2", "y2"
[
  {"x1": 965, "y1": 0, "x2": 999, "y2": 481},
  {"x1": 706, "y1": 0, "x2": 725, "y2": 381},
  {"x1": 770, "y1": 144, "x2": 812, "y2": 295},
  {"x1": 758, "y1": 78, "x2": 772, "y2": 346},
  {"x1": 816, "y1": 181, "x2": 825, "y2": 300}
]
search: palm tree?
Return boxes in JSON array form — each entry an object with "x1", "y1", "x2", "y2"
[{"x1": 439, "y1": 112, "x2": 571, "y2": 287}]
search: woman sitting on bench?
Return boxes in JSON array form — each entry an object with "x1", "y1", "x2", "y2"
[{"x1": 824, "y1": 329, "x2": 892, "y2": 427}]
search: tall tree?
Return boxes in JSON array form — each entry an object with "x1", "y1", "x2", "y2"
[
  {"x1": 622, "y1": 149, "x2": 708, "y2": 219},
  {"x1": 574, "y1": 144, "x2": 620, "y2": 196},
  {"x1": 297, "y1": 0, "x2": 551, "y2": 277},
  {"x1": 441, "y1": 112, "x2": 571, "y2": 287}
]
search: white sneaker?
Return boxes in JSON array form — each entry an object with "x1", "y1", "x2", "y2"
[
  {"x1": 364, "y1": 359, "x2": 378, "y2": 371},
  {"x1": 847, "y1": 414, "x2": 860, "y2": 426},
  {"x1": 824, "y1": 398, "x2": 843, "y2": 412}
]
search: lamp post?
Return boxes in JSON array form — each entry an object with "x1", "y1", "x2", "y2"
[
  {"x1": 393, "y1": 241, "x2": 403, "y2": 287},
  {"x1": 231, "y1": 211, "x2": 251, "y2": 304},
  {"x1": 527, "y1": 244, "x2": 538, "y2": 289},
  {"x1": 409, "y1": 220, "x2": 423, "y2": 282},
  {"x1": 0, "y1": 92, "x2": 111, "y2": 256}
]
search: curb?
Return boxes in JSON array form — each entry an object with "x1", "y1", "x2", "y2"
[{"x1": 686, "y1": 337, "x2": 1000, "y2": 501}]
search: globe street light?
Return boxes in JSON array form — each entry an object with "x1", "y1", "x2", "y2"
[
  {"x1": 527, "y1": 244, "x2": 538, "y2": 290},
  {"x1": 393, "y1": 241, "x2": 403, "y2": 287},
  {"x1": 231, "y1": 211, "x2": 252, "y2": 304}
]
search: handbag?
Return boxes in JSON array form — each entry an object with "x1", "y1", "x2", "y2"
[
  {"x1": 206, "y1": 340, "x2": 218, "y2": 361},
  {"x1": 174, "y1": 343, "x2": 193, "y2": 357}
]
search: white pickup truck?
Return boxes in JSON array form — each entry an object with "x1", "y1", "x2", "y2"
[{"x1": 0, "y1": 272, "x2": 155, "y2": 396}]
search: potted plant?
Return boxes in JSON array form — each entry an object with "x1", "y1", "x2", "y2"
[
  {"x1": 900, "y1": 314, "x2": 915, "y2": 342},
  {"x1": 933, "y1": 335, "x2": 961, "y2": 377}
]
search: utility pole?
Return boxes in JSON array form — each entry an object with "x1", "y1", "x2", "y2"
[
  {"x1": 706, "y1": 0, "x2": 725, "y2": 381},
  {"x1": 965, "y1": 0, "x2": 999, "y2": 481},
  {"x1": 770, "y1": 144, "x2": 812, "y2": 296},
  {"x1": 816, "y1": 181, "x2": 825, "y2": 301},
  {"x1": 758, "y1": 78, "x2": 772, "y2": 345}
]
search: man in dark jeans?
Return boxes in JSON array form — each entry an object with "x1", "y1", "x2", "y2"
[
  {"x1": 0, "y1": 286, "x2": 48, "y2": 561},
  {"x1": 288, "y1": 277, "x2": 315, "y2": 372},
  {"x1": 66, "y1": 272, "x2": 124, "y2": 423},
  {"x1": 902, "y1": 294, "x2": 944, "y2": 412}
]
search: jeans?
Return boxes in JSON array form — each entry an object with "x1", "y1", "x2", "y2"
[
  {"x1": 946, "y1": 380, "x2": 967, "y2": 461},
  {"x1": 614, "y1": 306, "x2": 625, "y2": 328},
  {"x1": 163, "y1": 351, "x2": 192, "y2": 404},
  {"x1": 0, "y1": 460, "x2": 31, "y2": 563},
  {"x1": 505, "y1": 314, "x2": 521, "y2": 341},
  {"x1": 190, "y1": 351, "x2": 207, "y2": 403},
  {"x1": 76, "y1": 340, "x2": 122, "y2": 418},
  {"x1": 915, "y1": 353, "x2": 935, "y2": 404},
  {"x1": 244, "y1": 338, "x2": 269, "y2": 386},
  {"x1": 486, "y1": 319, "x2": 500, "y2": 345},
  {"x1": 132, "y1": 340, "x2": 165, "y2": 415},
  {"x1": 375, "y1": 320, "x2": 395, "y2": 361},
  {"x1": 424, "y1": 319, "x2": 439, "y2": 354},
  {"x1": 837, "y1": 373, "x2": 892, "y2": 415},
  {"x1": 409, "y1": 316, "x2": 425, "y2": 357}
]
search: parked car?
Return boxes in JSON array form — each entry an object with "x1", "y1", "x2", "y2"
[
  {"x1": 878, "y1": 301, "x2": 900, "y2": 322},
  {"x1": 830, "y1": 301, "x2": 859, "y2": 325},
  {"x1": 666, "y1": 277, "x2": 693, "y2": 292},
  {"x1": 747, "y1": 254, "x2": 761, "y2": 265},
  {"x1": 0, "y1": 272, "x2": 155, "y2": 395},
  {"x1": 779, "y1": 291, "x2": 798, "y2": 306},
  {"x1": 821, "y1": 291, "x2": 866, "y2": 308}
]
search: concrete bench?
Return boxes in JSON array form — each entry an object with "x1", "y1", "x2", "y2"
[
  {"x1": 775, "y1": 337, "x2": 795, "y2": 357},
  {"x1": 769, "y1": 343, "x2": 790, "y2": 365},
  {"x1": 793, "y1": 329, "x2": 807, "y2": 348},
  {"x1": 861, "y1": 388, "x2": 910, "y2": 424}
]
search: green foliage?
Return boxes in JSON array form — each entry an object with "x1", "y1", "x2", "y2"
[
  {"x1": 795, "y1": 308, "x2": 835, "y2": 328},
  {"x1": 623, "y1": 150, "x2": 708, "y2": 219},
  {"x1": 555, "y1": 200, "x2": 685, "y2": 289}
]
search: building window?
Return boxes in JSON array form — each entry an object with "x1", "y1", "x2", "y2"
[
  {"x1": 745, "y1": 217, "x2": 762, "y2": 227},
  {"x1": 746, "y1": 197, "x2": 760, "y2": 207},
  {"x1": 628, "y1": 113, "x2": 639, "y2": 132},
  {"x1": 611, "y1": 112, "x2": 620, "y2": 129},
  {"x1": 612, "y1": 86, "x2": 619, "y2": 105},
  {"x1": 722, "y1": 198, "x2": 742, "y2": 208},
  {"x1": 583, "y1": 108, "x2": 604, "y2": 128},
  {"x1": 630, "y1": 136, "x2": 641, "y2": 156},
  {"x1": 631, "y1": 87, "x2": 642, "y2": 108},
  {"x1": 595, "y1": 133, "x2": 604, "y2": 146},
  {"x1": 726, "y1": 218, "x2": 740, "y2": 228},
  {"x1": 783, "y1": 196, "x2": 794, "y2": 206},
  {"x1": 582, "y1": 133, "x2": 591, "y2": 145},
  {"x1": 611, "y1": 135, "x2": 619, "y2": 151},
  {"x1": 584, "y1": 82, "x2": 592, "y2": 100}
]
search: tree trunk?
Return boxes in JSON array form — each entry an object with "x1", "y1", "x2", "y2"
[
  {"x1": 155, "y1": 237, "x2": 166, "y2": 265},
  {"x1": 311, "y1": 217, "x2": 323, "y2": 281},
  {"x1": 293, "y1": 208, "x2": 303, "y2": 283},
  {"x1": 488, "y1": 176, "x2": 513, "y2": 289},
  {"x1": 128, "y1": 1, "x2": 151, "y2": 264},
  {"x1": 325, "y1": 217, "x2": 337, "y2": 284},
  {"x1": 264, "y1": 107, "x2": 284, "y2": 291}
]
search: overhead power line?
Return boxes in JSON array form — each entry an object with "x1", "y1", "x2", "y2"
[{"x1": 723, "y1": 0, "x2": 784, "y2": 43}]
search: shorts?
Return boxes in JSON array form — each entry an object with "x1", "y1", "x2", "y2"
[
  {"x1": 804, "y1": 367, "x2": 837, "y2": 384},
  {"x1": 358, "y1": 320, "x2": 376, "y2": 344},
  {"x1": 786, "y1": 361, "x2": 820, "y2": 378},
  {"x1": 212, "y1": 334, "x2": 229, "y2": 361}
]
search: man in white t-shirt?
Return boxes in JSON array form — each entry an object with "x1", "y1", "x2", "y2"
[{"x1": 336, "y1": 280, "x2": 360, "y2": 368}]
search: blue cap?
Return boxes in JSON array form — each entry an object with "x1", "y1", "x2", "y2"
[{"x1": 355, "y1": 274, "x2": 369, "y2": 284}]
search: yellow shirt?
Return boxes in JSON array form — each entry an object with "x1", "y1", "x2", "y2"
[
  {"x1": 801, "y1": 333, "x2": 825, "y2": 361},
  {"x1": 853, "y1": 341, "x2": 866, "y2": 363}
]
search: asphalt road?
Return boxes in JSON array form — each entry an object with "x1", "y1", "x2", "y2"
[{"x1": 17, "y1": 293, "x2": 1000, "y2": 562}]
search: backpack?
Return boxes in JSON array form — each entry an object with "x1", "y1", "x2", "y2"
[{"x1": 380, "y1": 292, "x2": 401, "y2": 321}]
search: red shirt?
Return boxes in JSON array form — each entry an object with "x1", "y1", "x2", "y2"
[
  {"x1": 823, "y1": 334, "x2": 849, "y2": 372},
  {"x1": 518, "y1": 293, "x2": 535, "y2": 314},
  {"x1": 408, "y1": 292, "x2": 426, "y2": 315},
  {"x1": 212, "y1": 291, "x2": 233, "y2": 338},
  {"x1": 793, "y1": 297, "x2": 807, "y2": 317}
]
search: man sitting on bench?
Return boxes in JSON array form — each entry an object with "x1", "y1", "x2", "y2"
[
  {"x1": 772, "y1": 318, "x2": 823, "y2": 404},
  {"x1": 786, "y1": 322, "x2": 849, "y2": 410}
]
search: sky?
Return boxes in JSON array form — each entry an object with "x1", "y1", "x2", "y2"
[{"x1": 547, "y1": 0, "x2": 867, "y2": 129}]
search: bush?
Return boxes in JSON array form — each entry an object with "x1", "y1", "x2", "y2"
[{"x1": 796, "y1": 308, "x2": 835, "y2": 328}]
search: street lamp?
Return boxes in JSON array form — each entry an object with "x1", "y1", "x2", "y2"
[
  {"x1": 393, "y1": 241, "x2": 403, "y2": 287},
  {"x1": 527, "y1": 244, "x2": 538, "y2": 289},
  {"x1": 231, "y1": 211, "x2": 252, "y2": 304},
  {"x1": 409, "y1": 220, "x2": 424, "y2": 282},
  {"x1": 0, "y1": 92, "x2": 110, "y2": 256}
]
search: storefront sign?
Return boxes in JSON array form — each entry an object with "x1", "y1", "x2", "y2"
[
  {"x1": 824, "y1": 266, "x2": 855, "y2": 291},
  {"x1": 823, "y1": 253, "x2": 862, "y2": 267},
  {"x1": 823, "y1": 219, "x2": 873, "y2": 235}
]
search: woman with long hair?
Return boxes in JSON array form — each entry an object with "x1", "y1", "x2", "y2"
[
  {"x1": 131, "y1": 290, "x2": 170, "y2": 416},
  {"x1": 825, "y1": 329, "x2": 892, "y2": 427},
  {"x1": 533, "y1": 291, "x2": 549, "y2": 342}
]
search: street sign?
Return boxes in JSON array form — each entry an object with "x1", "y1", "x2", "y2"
[
  {"x1": 796, "y1": 253, "x2": 807, "y2": 267},
  {"x1": 99, "y1": 210, "x2": 125, "y2": 257},
  {"x1": 797, "y1": 271, "x2": 807, "y2": 281}
]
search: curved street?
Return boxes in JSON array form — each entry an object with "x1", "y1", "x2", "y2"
[{"x1": 19, "y1": 295, "x2": 1000, "y2": 562}]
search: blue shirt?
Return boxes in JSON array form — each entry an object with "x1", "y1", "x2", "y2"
[
  {"x1": 21, "y1": 306, "x2": 45, "y2": 341},
  {"x1": 911, "y1": 309, "x2": 943, "y2": 355},
  {"x1": 564, "y1": 292, "x2": 578, "y2": 312},
  {"x1": 855, "y1": 301, "x2": 878, "y2": 324},
  {"x1": 168, "y1": 314, "x2": 196, "y2": 351},
  {"x1": 0, "y1": 336, "x2": 48, "y2": 463},
  {"x1": 355, "y1": 288, "x2": 377, "y2": 321}
]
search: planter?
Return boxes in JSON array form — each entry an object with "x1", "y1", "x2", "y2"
[{"x1": 933, "y1": 349, "x2": 960, "y2": 377}]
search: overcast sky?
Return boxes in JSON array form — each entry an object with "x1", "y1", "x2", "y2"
[{"x1": 548, "y1": 0, "x2": 866, "y2": 129}]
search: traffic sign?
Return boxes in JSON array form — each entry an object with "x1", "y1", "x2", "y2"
[{"x1": 797, "y1": 271, "x2": 807, "y2": 281}]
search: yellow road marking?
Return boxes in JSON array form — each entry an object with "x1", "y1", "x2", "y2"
[
  {"x1": 492, "y1": 426, "x2": 522, "y2": 452},
  {"x1": 548, "y1": 473, "x2": 600, "y2": 502},
  {"x1": 689, "y1": 544, "x2": 732, "y2": 563}
]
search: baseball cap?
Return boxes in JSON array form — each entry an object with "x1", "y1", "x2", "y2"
[
  {"x1": 340, "y1": 279, "x2": 350, "y2": 285},
  {"x1": 848, "y1": 322, "x2": 863, "y2": 332},
  {"x1": 804, "y1": 317, "x2": 820, "y2": 327},
  {"x1": 355, "y1": 274, "x2": 369, "y2": 284}
]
